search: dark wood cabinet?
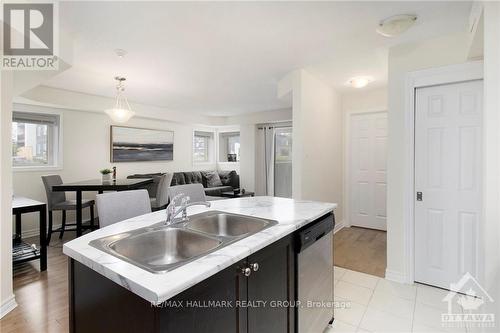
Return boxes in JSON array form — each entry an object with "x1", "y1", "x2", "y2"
[
  {"x1": 70, "y1": 235, "x2": 295, "y2": 333},
  {"x1": 247, "y1": 236, "x2": 295, "y2": 333},
  {"x1": 158, "y1": 258, "x2": 248, "y2": 333}
]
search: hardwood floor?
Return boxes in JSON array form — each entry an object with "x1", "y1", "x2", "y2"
[
  {"x1": 333, "y1": 226, "x2": 386, "y2": 278},
  {"x1": 1, "y1": 236, "x2": 71, "y2": 333}
]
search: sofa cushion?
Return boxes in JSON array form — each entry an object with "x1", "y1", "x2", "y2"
[
  {"x1": 204, "y1": 186, "x2": 234, "y2": 196},
  {"x1": 170, "y1": 172, "x2": 186, "y2": 186},
  {"x1": 183, "y1": 171, "x2": 203, "y2": 185},
  {"x1": 218, "y1": 170, "x2": 238, "y2": 187},
  {"x1": 201, "y1": 171, "x2": 223, "y2": 188}
]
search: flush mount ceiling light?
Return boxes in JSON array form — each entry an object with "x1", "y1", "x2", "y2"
[
  {"x1": 114, "y1": 48, "x2": 127, "y2": 58},
  {"x1": 376, "y1": 14, "x2": 418, "y2": 37},
  {"x1": 105, "y1": 76, "x2": 135, "y2": 123},
  {"x1": 348, "y1": 76, "x2": 374, "y2": 89}
]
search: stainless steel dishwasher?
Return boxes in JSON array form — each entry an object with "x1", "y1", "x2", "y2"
[{"x1": 297, "y1": 213, "x2": 335, "y2": 333}]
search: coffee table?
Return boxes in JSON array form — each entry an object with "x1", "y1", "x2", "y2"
[{"x1": 220, "y1": 190, "x2": 255, "y2": 198}]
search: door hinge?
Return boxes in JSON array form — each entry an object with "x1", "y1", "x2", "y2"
[{"x1": 416, "y1": 192, "x2": 423, "y2": 201}]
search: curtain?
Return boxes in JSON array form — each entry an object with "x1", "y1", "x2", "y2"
[{"x1": 255, "y1": 126, "x2": 275, "y2": 196}]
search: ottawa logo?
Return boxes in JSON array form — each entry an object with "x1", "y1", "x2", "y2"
[{"x1": 441, "y1": 272, "x2": 495, "y2": 328}]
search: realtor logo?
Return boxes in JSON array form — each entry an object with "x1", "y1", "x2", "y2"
[
  {"x1": 441, "y1": 272, "x2": 495, "y2": 329},
  {"x1": 2, "y1": 2, "x2": 58, "y2": 70}
]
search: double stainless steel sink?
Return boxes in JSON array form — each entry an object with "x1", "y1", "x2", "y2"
[{"x1": 89, "y1": 211, "x2": 278, "y2": 273}]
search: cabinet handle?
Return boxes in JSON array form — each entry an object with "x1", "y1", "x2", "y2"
[
  {"x1": 241, "y1": 267, "x2": 252, "y2": 277},
  {"x1": 250, "y1": 263, "x2": 259, "y2": 272}
]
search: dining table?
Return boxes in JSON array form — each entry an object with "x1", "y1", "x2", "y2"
[{"x1": 52, "y1": 178, "x2": 153, "y2": 237}]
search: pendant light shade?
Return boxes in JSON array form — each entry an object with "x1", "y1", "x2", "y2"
[{"x1": 105, "y1": 76, "x2": 135, "y2": 123}]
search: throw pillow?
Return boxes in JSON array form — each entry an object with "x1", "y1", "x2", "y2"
[
  {"x1": 219, "y1": 170, "x2": 237, "y2": 186},
  {"x1": 202, "y1": 171, "x2": 223, "y2": 188}
]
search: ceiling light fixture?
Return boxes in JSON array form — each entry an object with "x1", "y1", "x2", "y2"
[
  {"x1": 114, "y1": 48, "x2": 127, "y2": 58},
  {"x1": 348, "y1": 76, "x2": 374, "y2": 89},
  {"x1": 376, "y1": 14, "x2": 418, "y2": 37},
  {"x1": 105, "y1": 76, "x2": 135, "y2": 123}
]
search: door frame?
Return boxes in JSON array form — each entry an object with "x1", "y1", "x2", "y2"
[
  {"x1": 401, "y1": 61, "x2": 483, "y2": 284},
  {"x1": 344, "y1": 110, "x2": 387, "y2": 230}
]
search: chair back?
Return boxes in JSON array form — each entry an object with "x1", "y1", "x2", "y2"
[
  {"x1": 41, "y1": 175, "x2": 66, "y2": 210},
  {"x1": 155, "y1": 173, "x2": 174, "y2": 208},
  {"x1": 168, "y1": 183, "x2": 207, "y2": 203},
  {"x1": 96, "y1": 190, "x2": 151, "y2": 228}
]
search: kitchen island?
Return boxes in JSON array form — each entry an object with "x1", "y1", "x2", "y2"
[{"x1": 64, "y1": 196, "x2": 336, "y2": 333}]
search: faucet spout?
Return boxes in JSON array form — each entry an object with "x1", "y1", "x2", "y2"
[
  {"x1": 180, "y1": 201, "x2": 211, "y2": 222},
  {"x1": 164, "y1": 194, "x2": 211, "y2": 226}
]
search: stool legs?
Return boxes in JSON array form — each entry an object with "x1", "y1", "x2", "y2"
[
  {"x1": 47, "y1": 211, "x2": 53, "y2": 245},
  {"x1": 90, "y1": 205, "x2": 95, "y2": 228},
  {"x1": 59, "y1": 210, "x2": 66, "y2": 239},
  {"x1": 46, "y1": 204, "x2": 95, "y2": 243}
]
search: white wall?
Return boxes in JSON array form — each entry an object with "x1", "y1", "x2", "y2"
[
  {"x1": 224, "y1": 108, "x2": 292, "y2": 126},
  {"x1": 386, "y1": 33, "x2": 470, "y2": 280},
  {"x1": 239, "y1": 124, "x2": 256, "y2": 192},
  {"x1": 482, "y1": 1, "x2": 500, "y2": 325},
  {"x1": 1, "y1": 72, "x2": 16, "y2": 318},
  {"x1": 12, "y1": 104, "x2": 217, "y2": 236},
  {"x1": 341, "y1": 87, "x2": 387, "y2": 115},
  {"x1": 283, "y1": 70, "x2": 343, "y2": 221},
  {"x1": 216, "y1": 125, "x2": 241, "y2": 175},
  {"x1": 22, "y1": 85, "x2": 223, "y2": 126}
]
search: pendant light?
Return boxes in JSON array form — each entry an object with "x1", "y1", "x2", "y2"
[{"x1": 105, "y1": 76, "x2": 135, "y2": 123}]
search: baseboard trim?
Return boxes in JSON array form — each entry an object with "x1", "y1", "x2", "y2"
[
  {"x1": 20, "y1": 215, "x2": 94, "y2": 239},
  {"x1": 20, "y1": 223, "x2": 63, "y2": 239},
  {"x1": 0, "y1": 295, "x2": 17, "y2": 319},
  {"x1": 385, "y1": 269, "x2": 410, "y2": 283},
  {"x1": 333, "y1": 220, "x2": 345, "y2": 234}
]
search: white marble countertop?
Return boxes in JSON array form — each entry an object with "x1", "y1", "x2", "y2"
[
  {"x1": 63, "y1": 196, "x2": 336, "y2": 304},
  {"x1": 12, "y1": 196, "x2": 45, "y2": 209}
]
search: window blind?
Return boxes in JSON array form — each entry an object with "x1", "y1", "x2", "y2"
[
  {"x1": 13, "y1": 111, "x2": 59, "y2": 126},
  {"x1": 194, "y1": 131, "x2": 213, "y2": 138}
]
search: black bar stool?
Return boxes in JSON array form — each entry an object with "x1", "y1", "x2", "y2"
[{"x1": 41, "y1": 175, "x2": 95, "y2": 244}]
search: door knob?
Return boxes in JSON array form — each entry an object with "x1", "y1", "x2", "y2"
[
  {"x1": 241, "y1": 267, "x2": 252, "y2": 277},
  {"x1": 250, "y1": 263, "x2": 259, "y2": 272}
]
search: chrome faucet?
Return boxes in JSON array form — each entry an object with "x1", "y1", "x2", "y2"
[{"x1": 165, "y1": 193, "x2": 211, "y2": 227}]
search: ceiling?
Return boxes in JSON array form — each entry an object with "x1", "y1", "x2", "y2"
[{"x1": 43, "y1": 1, "x2": 472, "y2": 116}]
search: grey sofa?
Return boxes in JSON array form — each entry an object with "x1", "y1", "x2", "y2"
[{"x1": 127, "y1": 170, "x2": 239, "y2": 198}]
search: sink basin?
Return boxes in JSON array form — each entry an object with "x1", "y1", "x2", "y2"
[
  {"x1": 89, "y1": 228, "x2": 221, "y2": 273},
  {"x1": 89, "y1": 211, "x2": 278, "y2": 274},
  {"x1": 186, "y1": 211, "x2": 274, "y2": 237}
]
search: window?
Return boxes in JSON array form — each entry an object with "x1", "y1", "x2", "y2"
[
  {"x1": 12, "y1": 111, "x2": 61, "y2": 168},
  {"x1": 218, "y1": 132, "x2": 240, "y2": 162},
  {"x1": 193, "y1": 131, "x2": 213, "y2": 163},
  {"x1": 275, "y1": 127, "x2": 292, "y2": 162}
]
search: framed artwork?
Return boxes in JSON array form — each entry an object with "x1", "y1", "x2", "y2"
[{"x1": 110, "y1": 126, "x2": 174, "y2": 162}]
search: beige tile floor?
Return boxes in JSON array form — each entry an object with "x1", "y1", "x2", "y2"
[{"x1": 328, "y1": 266, "x2": 469, "y2": 333}]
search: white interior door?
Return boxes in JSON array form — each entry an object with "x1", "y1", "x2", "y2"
[
  {"x1": 349, "y1": 112, "x2": 387, "y2": 231},
  {"x1": 415, "y1": 80, "x2": 483, "y2": 289}
]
